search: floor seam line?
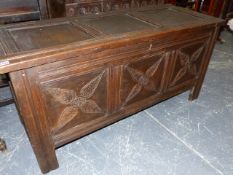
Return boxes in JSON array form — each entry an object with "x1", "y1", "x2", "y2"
[
  {"x1": 144, "y1": 110, "x2": 224, "y2": 175},
  {"x1": 214, "y1": 49, "x2": 233, "y2": 57}
]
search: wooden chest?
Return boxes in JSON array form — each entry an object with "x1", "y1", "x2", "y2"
[{"x1": 0, "y1": 5, "x2": 223, "y2": 173}]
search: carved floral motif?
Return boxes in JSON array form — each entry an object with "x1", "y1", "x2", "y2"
[
  {"x1": 171, "y1": 46, "x2": 204, "y2": 86},
  {"x1": 65, "y1": 0, "x2": 160, "y2": 16},
  {"x1": 47, "y1": 71, "x2": 105, "y2": 131},
  {"x1": 124, "y1": 55, "x2": 164, "y2": 105}
]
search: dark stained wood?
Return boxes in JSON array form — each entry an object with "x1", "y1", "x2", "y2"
[
  {"x1": 194, "y1": 0, "x2": 225, "y2": 17},
  {"x1": 0, "y1": 5, "x2": 224, "y2": 174},
  {"x1": 46, "y1": 0, "x2": 167, "y2": 17},
  {"x1": 0, "y1": 75, "x2": 14, "y2": 106},
  {"x1": 0, "y1": 98, "x2": 14, "y2": 107},
  {"x1": 10, "y1": 70, "x2": 59, "y2": 173},
  {"x1": 46, "y1": 0, "x2": 66, "y2": 18},
  {"x1": 222, "y1": 0, "x2": 233, "y2": 19},
  {"x1": 0, "y1": 77, "x2": 8, "y2": 88},
  {"x1": 0, "y1": 138, "x2": 7, "y2": 152},
  {"x1": 0, "y1": 0, "x2": 41, "y2": 24},
  {"x1": 0, "y1": 7, "x2": 40, "y2": 24},
  {"x1": 0, "y1": 0, "x2": 40, "y2": 108},
  {"x1": 38, "y1": 0, "x2": 49, "y2": 19},
  {"x1": 189, "y1": 25, "x2": 220, "y2": 100}
]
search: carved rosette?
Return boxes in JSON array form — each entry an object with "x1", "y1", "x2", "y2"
[
  {"x1": 121, "y1": 53, "x2": 165, "y2": 106},
  {"x1": 47, "y1": 71, "x2": 105, "y2": 132},
  {"x1": 170, "y1": 44, "x2": 205, "y2": 86}
]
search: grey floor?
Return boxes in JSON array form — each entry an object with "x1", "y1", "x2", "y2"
[{"x1": 0, "y1": 31, "x2": 233, "y2": 175}]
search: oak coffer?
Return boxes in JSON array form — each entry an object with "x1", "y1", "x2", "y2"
[{"x1": 0, "y1": 5, "x2": 224, "y2": 174}]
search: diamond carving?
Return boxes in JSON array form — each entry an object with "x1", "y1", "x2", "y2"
[
  {"x1": 47, "y1": 71, "x2": 105, "y2": 131},
  {"x1": 123, "y1": 55, "x2": 164, "y2": 105},
  {"x1": 171, "y1": 45, "x2": 204, "y2": 86}
]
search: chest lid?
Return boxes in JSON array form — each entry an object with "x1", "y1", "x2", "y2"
[{"x1": 0, "y1": 5, "x2": 224, "y2": 73}]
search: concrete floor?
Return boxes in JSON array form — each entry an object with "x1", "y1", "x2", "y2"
[{"x1": 0, "y1": 31, "x2": 232, "y2": 175}]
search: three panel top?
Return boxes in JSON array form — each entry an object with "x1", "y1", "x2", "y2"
[{"x1": 0, "y1": 5, "x2": 224, "y2": 73}]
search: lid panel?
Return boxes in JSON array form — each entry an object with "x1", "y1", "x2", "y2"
[
  {"x1": 133, "y1": 7, "x2": 205, "y2": 27},
  {"x1": 0, "y1": 43, "x2": 5, "y2": 56},
  {"x1": 80, "y1": 14, "x2": 158, "y2": 35},
  {"x1": 9, "y1": 22, "x2": 93, "y2": 51},
  {"x1": 0, "y1": 5, "x2": 223, "y2": 74}
]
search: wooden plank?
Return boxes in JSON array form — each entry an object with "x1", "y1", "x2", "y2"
[{"x1": 10, "y1": 70, "x2": 58, "y2": 173}]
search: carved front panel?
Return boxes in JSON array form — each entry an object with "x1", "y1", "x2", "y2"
[
  {"x1": 40, "y1": 69, "x2": 108, "y2": 134},
  {"x1": 169, "y1": 42, "x2": 207, "y2": 88},
  {"x1": 120, "y1": 52, "x2": 166, "y2": 107}
]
